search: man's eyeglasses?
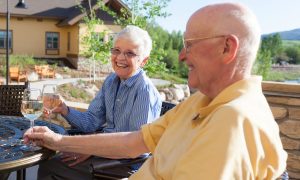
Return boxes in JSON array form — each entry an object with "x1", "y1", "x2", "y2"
[
  {"x1": 110, "y1": 48, "x2": 139, "y2": 59},
  {"x1": 182, "y1": 35, "x2": 226, "y2": 53}
]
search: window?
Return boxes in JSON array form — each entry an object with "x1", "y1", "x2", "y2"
[
  {"x1": 46, "y1": 32, "x2": 59, "y2": 49},
  {"x1": 104, "y1": 33, "x2": 116, "y2": 43},
  {"x1": 90, "y1": 32, "x2": 116, "y2": 44},
  {"x1": 0, "y1": 30, "x2": 12, "y2": 49}
]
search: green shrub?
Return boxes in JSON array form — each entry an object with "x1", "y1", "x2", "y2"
[
  {"x1": 10, "y1": 55, "x2": 35, "y2": 68},
  {"x1": 0, "y1": 55, "x2": 50, "y2": 77},
  {"x1": 58, "y1": 83, "x2": 94, "y2": 103}
]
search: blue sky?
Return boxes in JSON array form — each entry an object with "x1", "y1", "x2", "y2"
[{"x1": 156, "y1": 0, "x2": 300, "y2": 34}]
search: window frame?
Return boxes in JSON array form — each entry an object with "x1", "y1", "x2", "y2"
[
  {"x1": 0, "y1": 29, "x2": 13, "y2": 50},
  {"x1": 45, "y1": 32, "x2": 60, "y2": 55}
]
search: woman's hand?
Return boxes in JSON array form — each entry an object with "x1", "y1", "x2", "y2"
[
  {"x1": 23, "y1": 126, "x2": 62, "y2": 150},
  {"x1": 52, "y1": 101, "x2": 69, "y2": 116}
]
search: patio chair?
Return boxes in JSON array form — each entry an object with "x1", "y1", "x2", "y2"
[
  {"x1": 9, "y1": 66, "x2": 28, "y2": 83},
  {"x1": 35, "y1": 65, "x2": 56, "y2": 79},
  {"x1": 0, "y1": 82, "x2": 28, "y2": 116},
  {"x1": 89, "y1": 101, "x2": 176, "y2": 180},
  {"x1": 34, "y1": 65, "x2": 43, "y2": 77},
  {"x1": 0, "y1": 82, "x2": 29, "y2": 178}
]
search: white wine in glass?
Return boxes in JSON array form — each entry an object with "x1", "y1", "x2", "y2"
[{"x1": 21, "y1": 88, "x2": 43, "y2": 151}]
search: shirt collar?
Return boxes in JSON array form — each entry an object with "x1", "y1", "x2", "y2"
[
  {"x1": 194, "y1": 76, "x2": 262, "y2": 120},
  {"x1": 114, "y1": 68, "x2": 144, "y2": 87}
]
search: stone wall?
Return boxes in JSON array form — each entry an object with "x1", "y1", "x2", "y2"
[
  {"x1": 262, "y1": 81, "x2": 300, "y2": 179},
  {"x1": 158, "y1": 84, "x2": 190, "y2": 104}
]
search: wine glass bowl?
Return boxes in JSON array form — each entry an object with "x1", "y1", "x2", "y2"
[
  {"x1": 42, "y1": 84, "x2": 60, "y2": 122},
  {"x1": 21, "y1": 88, "x2": 43, "y2": 151},
  {"x1": 21, "y1": 88, "x2": 43, "y2": 125},
  {"x1": 43, "y1": 94, "x2": 60, "y2": 115}
]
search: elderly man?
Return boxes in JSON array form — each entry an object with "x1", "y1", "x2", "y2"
[
  {"x1": 37, "y1": 25, "x2": 162, "y2": 180},
  {"x1": 25, "y1": 3, "x2": 287, "y2": 179}
]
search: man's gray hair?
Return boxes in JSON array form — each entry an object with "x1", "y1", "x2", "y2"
[
  {"x1": 205, "y1": 3, "x2": 261, "y2": 74},
  {"x1": 228, "y1": 6, "x2": 261, "y2": 69},
  {"x1": 113, "y1": 25, "x2": 152, "y2": 59}
]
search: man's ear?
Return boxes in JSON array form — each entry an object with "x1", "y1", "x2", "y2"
[
  {"x1": 222, "y1": 34, "x2": 239, "y2": 64},
  {"x1": 140, "y1": 56, "x2": 149, "y2": 67}
]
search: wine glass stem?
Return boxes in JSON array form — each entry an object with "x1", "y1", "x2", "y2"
[
  {"x1": 47, "y1": 110, "x2": 53, "y2": 123},
  {"x1": 29, "y1": 119, "x2": 36, "y2": 147},
  {"x1": 30, "y1": 120, "x2": 34, "y2": 129}
]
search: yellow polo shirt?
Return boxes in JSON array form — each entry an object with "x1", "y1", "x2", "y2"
[{"x1": 130, "y1": 76, "x2": 287, "y2": 180}]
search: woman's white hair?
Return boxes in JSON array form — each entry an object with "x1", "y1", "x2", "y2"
[{"x1": 113, "y1": 25, "x2": 152, "y2": 59}]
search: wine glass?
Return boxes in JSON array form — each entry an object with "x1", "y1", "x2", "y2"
[
  {"x1": 42, "y1": 84, "x2": 60, "y2": 123},
  {"x1": 21, "y1": 88, "x2": 43, "y2": 151}
]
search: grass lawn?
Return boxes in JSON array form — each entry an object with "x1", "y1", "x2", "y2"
[
  {"x1": 282, "y1": 40, "x2": 300, "y2": 47},
  {"x1": 267, "y1": 66, "x2": 300, "y2": 82}
]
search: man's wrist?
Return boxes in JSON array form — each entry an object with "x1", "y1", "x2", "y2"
[{"x1": 56, "y1": 134, "x2": 65, "y2": 151}]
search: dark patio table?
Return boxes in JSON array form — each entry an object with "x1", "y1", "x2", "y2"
[{"x1": 0, "y1": 116, "x2": 66, "y2": 180}]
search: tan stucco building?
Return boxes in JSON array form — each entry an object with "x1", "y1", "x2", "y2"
[{"x1": 0, "y1": 0, "x2": 124, "y2": 68}]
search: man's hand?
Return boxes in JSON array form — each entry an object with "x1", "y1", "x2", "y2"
[
  {"x1": 60, "y1": 152, "x2": 91, "y2": 167},
  {"x1": 23, "y1": 126, "x2": 62, "y2": 150}
]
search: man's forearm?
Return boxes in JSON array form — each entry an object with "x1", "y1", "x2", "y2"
[{"x1": 57, "y1": 131, "x2": 149, "y2": 159}]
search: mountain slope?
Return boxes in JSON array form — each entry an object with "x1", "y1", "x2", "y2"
[{"x1": 264, "y1": 28, "x2": 300, "y2": 40}]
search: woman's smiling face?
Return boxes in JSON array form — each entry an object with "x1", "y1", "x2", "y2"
[{"x1": 111, "y1": 37, "x2": 147, "y2": 80}]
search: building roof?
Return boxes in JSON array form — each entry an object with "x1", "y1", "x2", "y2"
[{"x1": 0, "y1": 0, "x2": 127, "y2": 26}]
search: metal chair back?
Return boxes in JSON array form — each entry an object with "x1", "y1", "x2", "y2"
[
  {"x1": 0, "y1": 82, "x2": 28, "y2": 116},
  {"x1": 160, "y1": 101, "x2": 176, "y2": 116}
]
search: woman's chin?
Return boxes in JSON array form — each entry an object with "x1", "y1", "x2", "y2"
[{"x1": 115, "y1": 72, "x2": 129, "y2": 80}]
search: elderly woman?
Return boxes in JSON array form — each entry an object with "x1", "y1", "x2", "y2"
[{"x1": 37, "y1": 25, "x2": 162, "y2": 180}]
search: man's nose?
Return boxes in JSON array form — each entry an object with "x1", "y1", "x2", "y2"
[{"x1": 179, "y1": 48, "x2": 186, "y2": 62}]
